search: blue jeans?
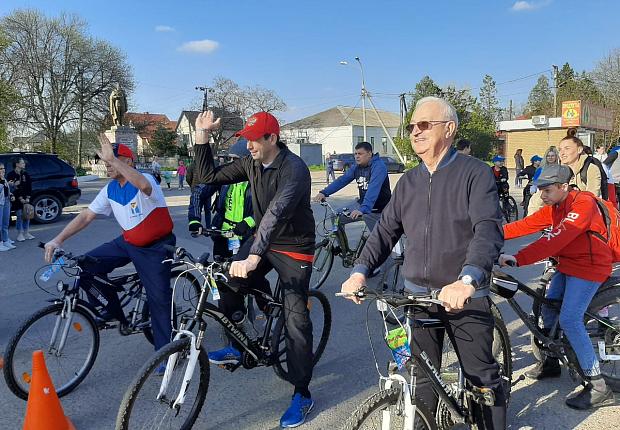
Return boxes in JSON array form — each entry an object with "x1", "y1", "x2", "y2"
[
  {"x1": 15, "y1": 208, "x2": 30, "y2": 231},
  {"x1": 542, "y1": 272, "x2": 601, "y2": 376},
  {"x1": 0, "y1": 200, "x2": 9, "y2": 242}
]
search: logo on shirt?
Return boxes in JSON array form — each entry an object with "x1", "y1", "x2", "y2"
[
  {"x1": 356, "y1": 176, "x2": 369, "y2": 191},
  {"x1": 130, "y1": 201, "x2": 142, "y2": 217}
]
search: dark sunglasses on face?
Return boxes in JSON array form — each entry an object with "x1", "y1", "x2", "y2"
[{"x1": 406, "y1": 120, "x2": 451, "y2": 133}]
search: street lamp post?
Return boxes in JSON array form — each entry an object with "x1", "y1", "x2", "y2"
[{"x1": 340, "y1": 57, "x2": 368, "y2": 140}]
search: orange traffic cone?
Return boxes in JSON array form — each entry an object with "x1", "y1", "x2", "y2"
[{"x1": 22, "y1": 350, "x2": 75, "y2": 430}]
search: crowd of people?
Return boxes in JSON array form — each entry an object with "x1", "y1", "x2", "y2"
[{"x1": 34, "y1": 95, "x2": 619, "y2": 429}]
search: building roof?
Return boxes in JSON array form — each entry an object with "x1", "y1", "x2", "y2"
[
  {"x1": 498, "y1": 117, "x2": 563, "y2": 132},
  {"x1": 125, "y1": 112, "x2": 176, "y2": 141},
  {"x1": 282, "y1": 106, "x2": 401, "y2": 130}
]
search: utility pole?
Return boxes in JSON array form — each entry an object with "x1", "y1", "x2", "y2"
[
  {"x1": 399, "y1": 93, "x2": 408, "y2": 139},
  {"x1": 195, "y1": 86, "x2": 213, "y2": 111},
  {"x1": 509, "y1": 100, "x2": 513, "y2": 120},
  {"x1": 552, "y1": 65, "x2": 559, "y2": 117}
]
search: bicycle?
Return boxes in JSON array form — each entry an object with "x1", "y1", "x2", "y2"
[
  {"x1": 498, "y1": 187, "x2": 518, "y2": 223},
  {"x1": 338, "y1": 288, "x2": 512, "y2": 430},
  {"x1": 311, "y1": 200, "x2": 370, "y2": 289},
  {"x1": 492, "y1": 261, "x2": 620, "y2": 391},
  {"x1": 115, "y1": 241, "x2": 332, "y2": 430},
  {"x1": 3, "y1": 243, "x2": 200, "y2": 400}
]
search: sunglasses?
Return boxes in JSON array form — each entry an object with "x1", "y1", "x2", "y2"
[{"x1": 406, "y1": 120, "x2": 451, "y2": 133}]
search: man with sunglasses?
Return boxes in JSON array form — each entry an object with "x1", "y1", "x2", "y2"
[
  {"x1": 341, "y1": 96, "x2": 506, "y2": 429},
  {"x1": 43, "y1": 136, "x2": 176, "y2": 359},
  {"x1": 192, "y1": 110, "x2": 316, "y2": 428}
]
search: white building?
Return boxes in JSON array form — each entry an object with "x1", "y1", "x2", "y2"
[{"x1": 280, "y1": 106, "x2": 401, "y2": 157}]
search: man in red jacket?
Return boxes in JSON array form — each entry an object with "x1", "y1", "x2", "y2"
[{"x1": 499, "y1": 164, "x2": 615, "y2": 410}]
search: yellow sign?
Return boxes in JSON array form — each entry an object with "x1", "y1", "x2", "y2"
[{"x1": 561, "y1": 101, "x2": 581, "y2": 127}]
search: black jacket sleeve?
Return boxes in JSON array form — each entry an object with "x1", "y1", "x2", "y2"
[
  {"x1": 464, "y1": 166, "x2": 504, "y2": 282},
  {"x1": 193, "y1": 144, "x2": 248, "y2": 185},
  {"x1": 250, "y1": 158, "x2": 311, "y2": 256}
]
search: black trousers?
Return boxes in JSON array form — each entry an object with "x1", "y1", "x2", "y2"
[
  {"x1": 218, "y1": 238, "x2": 314, "y2": 389},
  {"x1": 410, "y1": 297, "x2": 506, "y2": 430}
]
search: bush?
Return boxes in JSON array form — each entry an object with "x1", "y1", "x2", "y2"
[
  {"x1": 308, "y1": 164, "x2": 325, "y2": 171},
  {"x1": 75, "y1": 166, "x2": 87, "y2": 176}
]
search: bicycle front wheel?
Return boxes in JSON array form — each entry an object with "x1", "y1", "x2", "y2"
[
  {"x1": 271, "y1": 289, "x2": 332, "y2": 381},
  {"x1": 343, "y1": 388, "x2": 437, "y2": 430},
  {"x1": 3, "y1": 303, "x2": 99, "y2": 399},
  {"x1": 116, "y1": 337, "x2": 210, "y2": 430},
  {"x1": 310, "y1": 238, "x2": 334, "y2": 289}
]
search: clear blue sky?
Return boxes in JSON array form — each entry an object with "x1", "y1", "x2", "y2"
[{"x1": 1, "y1": 0, "x2": 618, "y2": 123}]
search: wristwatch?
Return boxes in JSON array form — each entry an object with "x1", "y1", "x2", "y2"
[{"x1": 460, "y1": 275, "x2": 479, "y2": 289}]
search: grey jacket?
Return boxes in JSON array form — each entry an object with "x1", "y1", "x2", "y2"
[{"x1": 353, "y1": 148, "x2": 504, "y2": 294}]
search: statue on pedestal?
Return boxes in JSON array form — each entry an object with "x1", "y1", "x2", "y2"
[{"x1": 109, "y1": 84, "x2": 127, "y2": 127}]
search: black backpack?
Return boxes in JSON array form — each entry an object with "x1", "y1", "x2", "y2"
[{"x1": 579, "y1": 155, "x2": 609, "y2": 200}]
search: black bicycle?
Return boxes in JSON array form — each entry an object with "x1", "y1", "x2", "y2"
[
  {"x1": 492, "y1": 261, "x2": 620, "y2": 390},
  {"x1": 339, "y1": 288, "x2": 511, "y2": 430},
  {"x1": 3, "y1": 243, "x2": 200, "y2": 400},
  {"x1": 115, "y1": 241, "x2": 332, "y2": 429},
  {"x1": 311, "y1": 200, "x2": 370, "y2": 289},
  {"x1": 498, "y1": 189, "x2": 518, "y2": 223}
]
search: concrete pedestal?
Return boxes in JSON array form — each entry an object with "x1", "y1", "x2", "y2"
[{"x1": 105, "y1": 126, "x2": 138, "y2": 153}]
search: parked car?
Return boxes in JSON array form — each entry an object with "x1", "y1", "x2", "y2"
[
  {"x1": 0, "y1": 152, "x2": 81, "y2": 223},
  {"x1": 331, "y1": 153, "x2": 355, "y2": 172},
  {"x1": 380, "y1": 156, "x2": 405, "y2": 173}
]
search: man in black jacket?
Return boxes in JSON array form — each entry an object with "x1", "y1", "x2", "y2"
[
  {"x1": 192, "y1": 110, "x2": 316, "y2": 428},
  {"x1": 341, "y1": 96, "x2": 506, "y2": 429}
]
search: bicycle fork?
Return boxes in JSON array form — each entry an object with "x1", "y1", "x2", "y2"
[
  {"x1": 157, "y1": 326, "x2": 203, "y2": 410},
  {"x1": 383, "y1": 374, "x2": 418, "y2": 429},
  {"x1": 48, "y1": 296, "x2": 75, "y2": 357}
]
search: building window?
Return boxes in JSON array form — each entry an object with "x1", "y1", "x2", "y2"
[
  {"x1": 357, "y1": 136, "x2": 364, "y2": 143},
  {"x1": 382, "y1": 137, "x2": 388, "y2": 153},
  {"x1": 370, "y1": 136, "x2": 375, "y2": 146}
]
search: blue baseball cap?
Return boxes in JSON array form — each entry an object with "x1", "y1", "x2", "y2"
[
  {"x1": 492, "y1": 155, "x2": 505, "y2": 163},
  {"x1": 530, "y1": 155, "x2": 543, "y2": 163}
]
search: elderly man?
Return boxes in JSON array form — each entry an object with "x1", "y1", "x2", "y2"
[{"x1": 341, "y1": 96, "x2": 506, "y2": 428}]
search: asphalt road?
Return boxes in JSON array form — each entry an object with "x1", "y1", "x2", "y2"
[{"x1": 0, "y1": 172, "x2": 618, "y2": 429}]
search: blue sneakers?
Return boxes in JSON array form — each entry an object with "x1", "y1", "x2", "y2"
[
  {"x1": 280, "y1": 393, "x2": 314, "y2": 428},
  {"x1": 208, "y1": 345, "x2": 242, "y2": 365}
]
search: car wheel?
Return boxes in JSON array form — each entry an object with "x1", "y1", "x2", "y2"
[{"x1": 32, "y1": 194, "x2": 63, "y2": 223}]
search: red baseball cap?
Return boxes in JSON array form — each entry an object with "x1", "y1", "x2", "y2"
[
  {"x1": 116, "y1": 144, "x2": 135, "y2": 160},
  {"x1": 235, "y1": 112, "x2": 280, "y2": 141}
]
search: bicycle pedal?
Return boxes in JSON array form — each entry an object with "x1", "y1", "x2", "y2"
[
  {"x1": 218, "y1": 362, "x2": 241, "y2": 372},
  {"x1": 118, "y1": 323, "x2": 135, "y2": 336},
  {"x1": 470, "y1": 386, "x2": 495, "y2": 407}
]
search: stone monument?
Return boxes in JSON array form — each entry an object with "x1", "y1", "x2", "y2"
[{"x1": 104, "y1": 84, "x2": 138, "y2": 154}]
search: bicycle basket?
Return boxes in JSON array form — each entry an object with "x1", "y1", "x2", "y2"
[{"x1": 490, "y1": 271, "x2": 519, "y2": 299}]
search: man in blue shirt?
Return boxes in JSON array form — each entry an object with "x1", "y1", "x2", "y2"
[{"x1": 313, "y1": 142, "x2": 391, "y2": 232}]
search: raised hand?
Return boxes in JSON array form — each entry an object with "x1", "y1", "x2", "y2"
[
  {"x1": 195, "y1": 110, "x2": 222, "y2": 144},
  {"x1": 97, "y1": 133, "x2": 115, "y2": 163}
]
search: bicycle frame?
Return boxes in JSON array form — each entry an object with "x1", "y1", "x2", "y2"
[
  {"x1": 492, "y1": 270, "x2": 619, "y2": 365},
  {"x1": 157, "y1": 258, "x2": 286, "y2": 408},
  {"x1": 318, "y1": 201, "x2": 368, "y2": 265}
]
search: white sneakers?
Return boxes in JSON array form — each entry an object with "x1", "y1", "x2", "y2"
[
  {"x1": 0, "y1": 243, "x2": 9, "y2": 252},
  {"x1": 24, "y1": 232, "x2": 35, "y2": 240},
  {"x1": 3, "y1": 241, "x2": 16, "y2": 249},
  {"x1": 16, "y1": 232, "x2": 25, "y2": 242}
]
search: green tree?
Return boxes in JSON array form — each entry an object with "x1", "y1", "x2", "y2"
[
  {"x1": 412, "y1": 75, "x2": 442, "y2": 105},
  {"x1": 149, "y1": 125, "x2": 178, "y2": 156},
  {"x1": 458, "y1": 106, "x2": 498, "y2": 160},
  {"x1": 0, "y1": 30, "x2": 18, "y2": 150},
  {"x1": 479, "y1": 74, "x2": 500, "y2": 122},
  {"x1": 556, "y1": 62, "x2": 604, "y2": 106},
  {"x1": 526, "y1": 75, "x2": 554, "y2": 116}
]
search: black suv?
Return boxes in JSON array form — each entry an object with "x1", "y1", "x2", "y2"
[{"x1": 0, "y1": 152, "x2": 81, "y2": 223}]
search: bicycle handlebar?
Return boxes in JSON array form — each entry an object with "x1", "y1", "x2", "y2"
[
  {"x1": 191, "y1": 227, "x2": 236, "y2": 239},
  {"x1": 163, "y1": 244, "x2": 231, "y2": 273},
  {"x1": 38, "y1": 242, "x2": 99, "y2": 265},
  {"x1": 336, "y1": 288, "x2": 443, "y2": 307}
]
